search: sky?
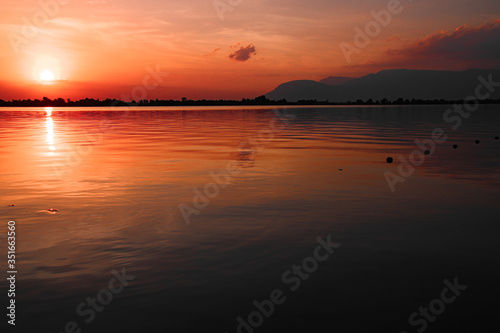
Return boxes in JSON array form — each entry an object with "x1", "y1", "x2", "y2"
[{"x1": 0, "y1": 0, "x2": 499, "y2": 100}]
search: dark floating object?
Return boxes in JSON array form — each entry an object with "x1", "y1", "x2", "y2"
[
  {"x1": 8, "y1": 204, "x2": 15, "y2": 207},
  {"x1": 495, "y1": 136, "x2": 499, "y2": 140},
  {"x1": 453, "y1": 144, "x2": 458, "y2": 149},
  {"x1": 339, "y1": 169, "x2": 343, "y2": 171},
  {"x1": 424, "y1": 150, "x2": 431, "y2": 155},
  {"x1": 475, "y1": 140, "x2": 480, "y2": 144},
  {"x1": 47, "y1": 208, "x2": 59, "y2": 212},
  {"x1": 386, "y1": 157, "x2": 394, "y2": 164}
]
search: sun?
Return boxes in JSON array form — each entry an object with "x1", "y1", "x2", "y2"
[{"x1": 40, "y1": 70, "x2": 55, "y2": 82}]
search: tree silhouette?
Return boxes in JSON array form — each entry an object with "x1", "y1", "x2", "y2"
[{"x1": 0, "y1": 96, "x2": 498, "y2": 107}]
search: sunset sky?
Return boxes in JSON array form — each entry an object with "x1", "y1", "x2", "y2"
[{"x1": 1, "y1": 0, "x2": 499, "y2": 100}]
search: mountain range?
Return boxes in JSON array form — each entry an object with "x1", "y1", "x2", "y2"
[{"x1": 265, "y1": 69, "x2": 500, "y2": 102}]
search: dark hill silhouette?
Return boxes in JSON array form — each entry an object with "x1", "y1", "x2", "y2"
[
  {"x1": 265, "y1": 69, "x2": 500, "y2": 102},
  {"x1": 318, "y1": 76, "x2": 354, "y2": 85},
  {"x1": 265, "y1": 80, "x2": 333, "y2": 101}
]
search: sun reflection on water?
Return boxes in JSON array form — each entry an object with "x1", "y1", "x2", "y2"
[{"x1": 45, "y1": 107, "x2": 55, "y2": 155}]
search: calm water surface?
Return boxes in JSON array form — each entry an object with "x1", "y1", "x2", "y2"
[{"x1": 0, "y1": 105, "x2": 499, "y2": 332}]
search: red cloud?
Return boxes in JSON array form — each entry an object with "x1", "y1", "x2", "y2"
[
  {"x1": 387, "y1": 19, "x2": 500, "y2": 67},
  {"x1": 229, "y1": 44, "x2": 257, "y2": 62}
]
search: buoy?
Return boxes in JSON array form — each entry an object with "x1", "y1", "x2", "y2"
[
  {"x1": 475, "y1": 140, "x2": 480, "y2": 144},
  {"x1": 424, "y1": 150, "x2": 430, "y2": 155},
  {"x1": 386, "y1": 157, "x2": 393, "y2": 164},
  {"x1": 453, "y1": 144, "x2": 458, "y2": 149}
]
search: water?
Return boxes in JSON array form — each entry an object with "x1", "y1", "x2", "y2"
[{"x1": 0, "y1": 105, "x2": 499, "y2": 332}]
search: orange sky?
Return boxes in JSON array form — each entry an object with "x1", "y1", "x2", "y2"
[{"x1": 0, "y1": 0, "x2": 499, "y2": 100}]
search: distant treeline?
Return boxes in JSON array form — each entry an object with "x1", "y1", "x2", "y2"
[{"x1": 1, "y1": 96, "x2": 499, "y2": 107}]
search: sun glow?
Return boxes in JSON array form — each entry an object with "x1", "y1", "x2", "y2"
[
  {"x1": 40, "y1": 70, "x2": 55, "y2": 82},
  {"x1": 32, "y1": 56, "x2": 62, "y2": 83}
]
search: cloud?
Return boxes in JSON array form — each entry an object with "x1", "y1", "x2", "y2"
[
  {"x1": 229, "y1": 44, "x2": 257, "y2": 62},
  {"x1": 203, "y1": 48, "x2": 220, "y2": 57},
  {"x1": 386, "y1": 36, "x2": 400, "y2": 43},
  {"x1": 341, "y1": 19, "x2": 500, "y2": 74},
  {"x1": 387, "y1": 19, "x2": 500, "y2": 67}
]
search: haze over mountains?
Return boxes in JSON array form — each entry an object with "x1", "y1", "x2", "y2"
[{"x1": 265, "y1": 69, "x2": 500, "y2": 102}]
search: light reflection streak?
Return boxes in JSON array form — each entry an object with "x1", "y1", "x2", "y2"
[{"x1": 46, "y1": 107, "x2": 55, "y2": 154}]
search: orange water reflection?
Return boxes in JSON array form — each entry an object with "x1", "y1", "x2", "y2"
[
  {"x1": 46, "y1": 107, "x2": 56, "y2": 154},
  {"x1": 0, "y1": 106, "x2": 499, "y2": 283}
]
